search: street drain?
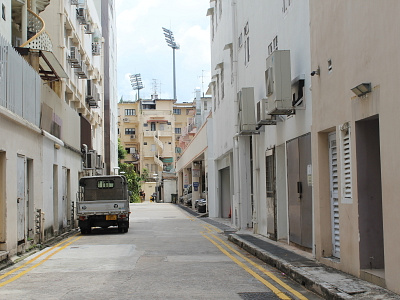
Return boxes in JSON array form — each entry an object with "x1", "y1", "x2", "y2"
[{"x1": 238, "y1": 292, "x2": 280, "y2": 299}]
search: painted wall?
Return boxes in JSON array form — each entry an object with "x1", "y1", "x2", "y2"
[{"x1": 310, "y1": 0, "x2": 400, "y2": 293}]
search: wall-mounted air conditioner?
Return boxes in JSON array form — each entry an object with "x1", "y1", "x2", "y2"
[
  {"x1": 130, "y1": 134, "x2": 136, "y2": 139},
  {"x1": 75, "y1": 61, "x2": 88, "y2": 79},
  {"x1": 123, "y1": 118, "x2": 129, "y2": 122},
  {"x1": 96, "y1": 154, "x2": 103, "y2": 169},
  {"x1": 84, "y1": 23, "x2": 93, "y2": 34},
  {"x1": 256, "y1": 98, "x2": 276, "y2": 125},
  {"x1": 92, "y1": 42, "x2": 101, "y2": 56},
  {"x1": 265, "y1": 50, "x2": 293, "y2": 115},
  {"x1": 68, "y1": 46, "x2": 80, "y2": 66},
  {"x1": 70, "y1": 0, "x2": 79, "y2": 5},
  {"x1": 85, "y1": 150, "x2": 97, "y2": 169},
  {"x1": 77, "y1": 7, "x2": 88, "y2": 25},
  {"x1": 237, "y1": 87, "x2": 256, "y2": 133}
]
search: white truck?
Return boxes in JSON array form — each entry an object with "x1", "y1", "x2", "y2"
[{"x1": 77, "y1": 175, "x2": 130, "y2": 234}]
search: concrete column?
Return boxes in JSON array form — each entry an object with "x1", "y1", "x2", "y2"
[
  {"x1": 22, "y1": 3, "x2": 27, "y2": 44},
  {"x1": 237, "y1": 135, "x2": 252, "y2": 229}
]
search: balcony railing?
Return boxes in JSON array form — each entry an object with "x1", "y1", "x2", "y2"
[{"x1": 20, "y1": 9, "x2": 52, "y2": 52}]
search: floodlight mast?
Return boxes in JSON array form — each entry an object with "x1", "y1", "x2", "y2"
[
  {"x1": 162, "y1": 27, "x2": 180, "y2": 100},
  {"x1": 129, "y1": 73, "x2": 144, "y2": 100}
]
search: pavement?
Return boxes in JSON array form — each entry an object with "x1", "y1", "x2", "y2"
[{"x1": 177, "y1": 203, "x2": 400, "y2": 300}]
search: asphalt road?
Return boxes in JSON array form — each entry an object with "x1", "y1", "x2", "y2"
[{"x1": 0, "y1": 202, "x2": 322, "y2": 300}]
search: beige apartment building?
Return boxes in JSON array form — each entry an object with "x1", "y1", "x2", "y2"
[
  {"x1": 310, "y1": 1, "x2": 400, "y2": 293},
  {"x1": 118, "y1": 96, "x2": 195, "y2": 201}
]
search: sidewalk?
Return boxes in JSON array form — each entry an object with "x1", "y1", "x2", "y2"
[{"x1": 177, "y1": 204, "x2": 400, "y2": 299}]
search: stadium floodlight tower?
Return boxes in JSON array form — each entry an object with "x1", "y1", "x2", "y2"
[
  {"x1": 162, "y1": 27, "x2": 180, "y2": 100},
  {"x1": 130, "y1": 73, "x2": 144, "y2": 100}
]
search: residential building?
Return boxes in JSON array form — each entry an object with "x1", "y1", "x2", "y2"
[
  {"x1": 118, "y1": 96, "x2": 195, "y2": 202},
  {"x1": 310, "y1": 0, "x2": 400, "y2": 292},
  {"x1": 0, "y1": 0, "x2": 114, "y2": 258}
]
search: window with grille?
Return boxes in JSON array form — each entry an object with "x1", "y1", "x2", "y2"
[
  {"x1": 175, "y1": 128, "x2": 181, "y2": 134},
  {"x1": 125, "y1": 109, "x2": 136, "y2": 116},
  {"x1": 125, "y1": 128, "x2": 135, "y2": 135},
  {"x1": 173, "y1": 108, "x2": 181, "y2": 115}
]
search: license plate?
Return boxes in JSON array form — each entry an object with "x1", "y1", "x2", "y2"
[{"x1": 106, "y1": 215, "x2": 117, "y2": 220}]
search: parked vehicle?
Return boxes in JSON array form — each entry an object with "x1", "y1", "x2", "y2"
[
  {"x1": 183, "y1": 184, "x2": 192, "y2": 206},
  {"x1": 77, "y1": 175, "x2": 130, "y2": 234},
  {"x1": 150, "y1": 193, "x2": 157, "y2": 202}
]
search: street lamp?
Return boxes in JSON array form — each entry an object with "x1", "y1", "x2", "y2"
[
  {"x1": 130, "y1": 73, "x2": 144, "y2": 100},
  {"x1": 162, "y1": 27, "x2": 180, "y2": 100}
]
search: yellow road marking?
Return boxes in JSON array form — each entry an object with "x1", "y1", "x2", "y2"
[
  {"x1": 0, "y1": 235, "x2": 82, "y2": 287},
  {"x1": 208, "y1": 232, "x2": 308, "y2": 300},
  {"x1": 202, "y1": 233, "x2": 291, "y2": 300},
  {"x1": 0, "y1": 233, "x2": 79, "y2": 281}
]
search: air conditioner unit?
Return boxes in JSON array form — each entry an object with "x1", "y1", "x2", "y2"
[
  {"x1": 92, "y1": 42, "x2": 101, "y2": 56},
  {"x1": 86, "y1": 79, "x2": 94, "y2": 100},
  {"x1": 237, "y1": 87, "x2": 256, "y2": 132},
  {"x1": 70, "y1": 0, "x2": 79, "y2": 5},
  {"x1": 96, "y1": 154, "x2": 103, "y2": 169},
  {"x1": 265, "y1": 50, "x2": 293, "y2": 115},
  {"x1": 123, "y1": 118, "x2": 129, "y2": 122},
  {"x1": 75, "y1": 61, "x2": 88, "y2": 79},
  {"x1": 130, "y1": 134, "x2": 136, "y2": 139},
  {"x1": 68, "y1": 46, "x2": 80, "y2": 65},
  {"x1": 84, "y1": 23, "x2": 93, "y2": 34},
  {"x1": 76, "y1": 7, "x2": 88, "y2": 25},
  {"x1": 85, "y1": 150, "x2": 97, "y2": 169},
  {"x1": 256, "y1": 98, "x2": 276, "y2": 125}
]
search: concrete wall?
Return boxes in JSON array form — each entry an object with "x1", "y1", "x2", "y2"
[{"x1": 310, "y1": 0, "x2": 400, "y2": 293}]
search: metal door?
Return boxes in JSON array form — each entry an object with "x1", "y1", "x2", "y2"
[
  {"x1": 266, "y1": 149, "x2": 276, "y2": 240},
  {"x1": 329, "y1": 132, "x2": 340, "y2": 258},
  {"x1": 62, "y1": 167, "x2": 68, "y2": 228},
  {"x1": 17, "y1": 155, "x2": 26, "y2": 243},
  {"x1": 287, "y1": 134, "x2": 312, "y2": 249}
]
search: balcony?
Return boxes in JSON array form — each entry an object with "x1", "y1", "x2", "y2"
[{"x1": 20, "y1": 9, "x2": 52, "y2": 52}]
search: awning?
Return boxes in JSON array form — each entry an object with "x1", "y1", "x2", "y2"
[{"x1": 15, "y1": 47, "x2": 68, "y2": 81}]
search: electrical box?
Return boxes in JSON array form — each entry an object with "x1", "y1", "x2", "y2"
[{"x1": 265, "y1": 50, "x2": 293, "y2": 115}]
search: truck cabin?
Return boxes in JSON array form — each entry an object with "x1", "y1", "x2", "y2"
[{"x1": 79, "y1": 176, "x2": 128, "y2": 201}]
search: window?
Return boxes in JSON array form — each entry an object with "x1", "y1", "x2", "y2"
[
  {"x1": 186, "y1": 109, "x2": 191, "y2": 115},
  {"x1": 238, "y1": 33, "x2": 243, "y2": 48},
  {"x1": 151, "y1": 144, "x2": 156, "y2": 152},
  {"x1": 144, "y1": 142, "x2": 148, "y2": 145},
  {"x1": 173, "y1": 108, "x2": 181, "y2": 115},
  {"x1": 125, "y1": 128, "x2": 135, "y2": 135},
  {"x1": 175, "y1": 128, "x2": 181, "y2": 134},
  {"x1": 340, "y1": 123, "x2": 352, "y2": 202},
  {"x1": 273, "y1": 36, "x2": 278, "y2": 51},
  {"x1": 97, "y1": 180, "x2": 114, "y2": 189},
  {"x1": 125, "y1": 109, "x2": 136, "y2": 116},
  {"x1": 268, "y1": 43, "x2": 273, "y2": 55},
  {"x1": 143, "y1": 123, "x2": 148, "y2": 127},
  {"x1": 220, "y1": 67, "x2": 224, "y2": 100},
  {"x1": 204, "y1": 101, "x2": 207, "y2": 110},
  {"x1": 2, "y1": 4, "x2": 5, "y2": 21},
  {"x1": 168, "y1": 142, "x2": 172, "y2": 145},
  {"x1": 150, "y1": 122, "x2": 156, "y2": 131}
]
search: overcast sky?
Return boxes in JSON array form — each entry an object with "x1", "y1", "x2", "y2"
[{"x1": 116, "y1": 0, "x2": 211, "y2": 102}]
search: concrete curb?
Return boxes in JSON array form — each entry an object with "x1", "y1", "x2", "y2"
[{"x1": 228, "y1": 234, "x2": 400, "y2": 300}]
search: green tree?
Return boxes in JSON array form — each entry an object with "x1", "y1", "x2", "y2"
[
  {"x1": 118, "y1": 138, "x2": 127, "y2": 162},
  {"x1": 119, "y1": 163, "x2": 141, "y2": 203}
]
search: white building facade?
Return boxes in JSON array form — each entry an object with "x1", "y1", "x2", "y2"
[{"x1": 207, "y1": 0, "x2": 313, "y2": 249}]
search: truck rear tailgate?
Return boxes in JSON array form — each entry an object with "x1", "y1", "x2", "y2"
[{"x1": 77, "y1": 200, "x2": 129, "y2": 215}]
